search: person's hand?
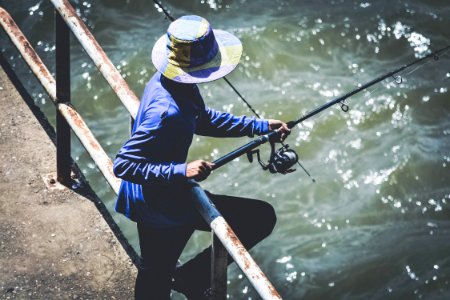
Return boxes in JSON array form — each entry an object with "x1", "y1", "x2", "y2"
[
  {"x1": 186, "y1": 160, "x2": 214, "y2": 182},
  {"x1": 268, "y1": 119, "x2": 291, "y2": 142}
]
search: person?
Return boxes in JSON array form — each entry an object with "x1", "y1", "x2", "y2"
[{"x1": 113, "y1": 15, "x2": 290, "y2": 299}]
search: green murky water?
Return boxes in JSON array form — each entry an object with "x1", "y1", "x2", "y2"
[{"x1": 2, "y1": 0, "x2": 450, "y2": 299}]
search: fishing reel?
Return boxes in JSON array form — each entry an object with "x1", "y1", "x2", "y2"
[{"x1": 247, "y1": 142, "x2": 299, "y2": 174}]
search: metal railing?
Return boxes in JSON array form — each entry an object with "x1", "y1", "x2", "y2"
[{"x1": 0, "y1": 2, "x2": 282, "y2": 299}]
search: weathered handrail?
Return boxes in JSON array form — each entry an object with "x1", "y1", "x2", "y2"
[
  {"x1": 1, "y1": 3, "x2": 282, "y2": 299},
  {"x1": 51, "y1": 0, "x2": 140, "y2": 119},
  {"x1": 0, "y1": 7, "x2": 121, "y2": 194},
  {"x1": 190, "y1": 180, "x2": 281, "y2": 299}
]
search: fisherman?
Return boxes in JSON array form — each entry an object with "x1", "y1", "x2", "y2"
[{"x1": 113, "y1": 15, "x2": 290, "y2": 299}]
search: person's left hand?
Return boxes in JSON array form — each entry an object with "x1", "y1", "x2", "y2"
[{"x1": 268, "y1": 119, "x2": 291, "y2": 142}]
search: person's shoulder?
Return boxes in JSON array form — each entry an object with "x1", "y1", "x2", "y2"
[
  {"x1": 143, "y1": 72, "x2": 165, "y2": 95},
  {"x1": 141, "y1": 73, "x2": 170, "y2": 104},
  {"x1": 141, "y1": 73, "x2": 184, "y2": 120},
  {"x1": 143, "y1": 94, "x2": 178, "y2": 123}
]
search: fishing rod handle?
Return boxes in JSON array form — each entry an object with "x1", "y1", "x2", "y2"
[
  {"x1": 286, "y1": 121, "x2": 296, "y2": 129},
  {"x1": 212, "y1": 131, "x2": 279, "y2": 170}
]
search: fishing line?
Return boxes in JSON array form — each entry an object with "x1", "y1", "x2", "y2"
[
  {"x1": 151, "y1": 0, "x2": 449, "y2": 183},
  {"x1": 210, "y1": 45, "x2": 450, "y2": 177},
  {"x1": 399, "y1": 49, "x2": 450, "y2": 81},
  {"x1": 153, "y1": 0, "x2": 174, "y2": 21},
  {"x1": 305, "y1": 47, "x2": 450, "y2": 194},
  {"x1": 356, "y1": 48, "x2": 450, "y2": 101},
  {"x1": 298, "y1": 48, "x2": 450, "y2": 195},
  {"x1": 151, "y1": 0, "x2": 317, "y2": 180},
  {"x1": 152, "y1": 0, "x2": 263, "y2": 119}
]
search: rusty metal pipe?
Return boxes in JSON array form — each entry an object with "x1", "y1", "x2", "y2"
[
  {"x1": 0, "y1": 7, "x2": 56, "y2": 100},
  {"x1": 211, "y1": 216, "x2": 282, "y2": 299},
  {"x1": 189, "y1": 180, "x2": 282, "y2": 299},
  {"x1": 58, "y1": 103, "x2": 121, "y2": 193},
  {"x1": 0, "y1": 7, "x2": 120, "y2": 194},
  {"x1": 50, "y1": 0, "x2": 140, "y2": 119}
]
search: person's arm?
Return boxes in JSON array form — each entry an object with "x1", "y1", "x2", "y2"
[
  {"x1": 195, "y1": 106, "x2": 269, "y2": 137},
  {"x1": 196, "y1": 106, "x2": 291, "y2": 141},
  {"x1": 113, "y1": 109, "x2": 186, "y2": 185}
]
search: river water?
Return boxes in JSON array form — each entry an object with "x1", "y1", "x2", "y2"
[{"x1": 1, "y1": 0, "x2": 449, "y2": 299}]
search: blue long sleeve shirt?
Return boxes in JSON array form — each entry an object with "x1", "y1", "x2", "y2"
[{"x1": 113, "y1": 73, "x2": 269, "y2": 227}]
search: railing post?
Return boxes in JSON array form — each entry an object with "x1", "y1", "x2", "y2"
[
  {"x1": 188, "y1": 180, "x2": 282, "y2": 299},
  {"x1": 211, "y1": 233, "x2": 228, "y2": 299},
  {"x1": 55, "y1": 9, "x2": 71, "y2": 184}
]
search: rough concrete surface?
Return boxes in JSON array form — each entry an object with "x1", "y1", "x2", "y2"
[{"x1": 0, "y1": 65, "x2": 136, "y2": 299}]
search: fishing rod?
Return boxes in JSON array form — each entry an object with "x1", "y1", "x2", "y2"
[
  {"x1": 151, "y1": 1, "x2": 449, "y2": 177},
  {"x1": 211, "y1": 45, "x2": 450, "y2": 174},
  {"x1": 152, "y1": 0, "x2": 312, "y2": 177}
]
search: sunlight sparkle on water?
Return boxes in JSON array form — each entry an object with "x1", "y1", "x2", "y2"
[
  {"x1": 286, "y1": 272, "x2": 297, "y2": 282},
  {"x1": 347, "y1": 138, "x2": 362, "y2": 149},
  {"x1": 276, "y1": 256, "x2": 292, "y2": 264},
  {"x1": 369, "y1": 19, "x2": 431, "y2": 57},
  {"x1": 241, "y1": 286, "x2": 248, "y2": 294},
  {"x1": 364, "y1": 167, "x2": 395, "y2": 185},
  {"x1": 28, "y1": 3, "x2": 41, "y2": 15},
  {"x1": 348, "y1": 110, "x2": 365, "y2": 125},
  {"x1": 422, "y1": 95, "x2": 430, "y2": 102},
  {"x1": 406, "y1": 265, "x2": 418, "y2": 280}
]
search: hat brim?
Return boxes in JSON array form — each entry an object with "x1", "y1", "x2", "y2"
[{"x1": 151, "y1": 29, "x2": 242, "y2": 84}]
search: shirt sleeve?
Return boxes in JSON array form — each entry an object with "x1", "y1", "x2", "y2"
[
  {"x1": 195, "y1": 106, "x2": 270, "y2": 137},
  {"x1": 113, "y1": 106, "x2": 186, "y2": 185}
]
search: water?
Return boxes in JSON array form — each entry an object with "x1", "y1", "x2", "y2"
[{"x1": 1, "y1": 0, "x2": 450, "y2": 299}]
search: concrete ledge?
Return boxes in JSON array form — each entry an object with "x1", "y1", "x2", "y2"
[{"x1": 0, "y1": 61, "x2": 136, "y2": 298}]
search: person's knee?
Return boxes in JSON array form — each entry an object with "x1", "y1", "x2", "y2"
[{"x1": 258, "y1": 201, "x2": 277, "y2": 237}]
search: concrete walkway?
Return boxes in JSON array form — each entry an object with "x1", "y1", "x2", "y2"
[{"x1": 0, "y1": 64, "x2": 136, "y2": 298}]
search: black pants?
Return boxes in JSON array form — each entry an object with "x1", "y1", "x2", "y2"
[{"x1": 134, "y1": 192, "x2": 277, "y2": 300}]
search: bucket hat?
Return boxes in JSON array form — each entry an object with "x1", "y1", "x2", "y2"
[{"x1": 151, "y1": 15, "x2": 243, "y2": 84}]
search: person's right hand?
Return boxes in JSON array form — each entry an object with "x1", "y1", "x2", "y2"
[{"x1": 186, "y1": 160, "x2": 214, "y2": 182}]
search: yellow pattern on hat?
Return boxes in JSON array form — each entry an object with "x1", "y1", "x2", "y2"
[
  {"x1": 162, "y1": 44, "x2": 242, "y2": 80},
  {"x1": 196, "y1": 19, "x2": 209, "y2": 38}
]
